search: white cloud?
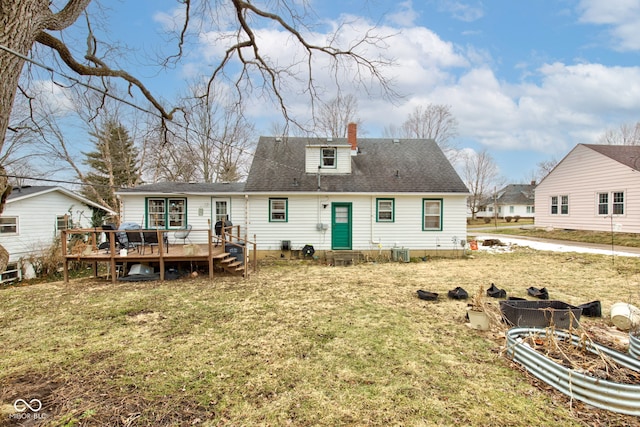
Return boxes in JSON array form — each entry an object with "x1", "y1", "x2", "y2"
[
  {"x1": 386, "y1": 1, "x2": 419, "y2": 27},
  {"x1": 182, "y1": 5, "x2": 640, "y2": 164},
  {"x1": 437, "y1": 0, "x2": 484, "y2": 22},
  {"x1": 577, "y1": 0, "x2": 640, "y2": 51}
]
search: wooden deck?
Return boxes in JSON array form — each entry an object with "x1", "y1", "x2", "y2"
[{"x1": 62, "y1": 227, "x2": 257, "y2": 283}]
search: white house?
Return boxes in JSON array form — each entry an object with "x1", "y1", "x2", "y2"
[
  {"x1": 117, "y1": 124, "x2": 470, "y2": 258},
  {"x1": 535, "y1": 144, "x2": 640, "y2": 233},
  {"x1": 476, "y1": 183, "x2": 536, "y2": 220},
  {"x1": 0, "y1": 186, "x2": 116, "y2": 280}
]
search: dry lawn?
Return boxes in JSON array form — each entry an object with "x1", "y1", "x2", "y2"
[{"x1": 1, "y1": 248, "x2": 639, "y2": 426}]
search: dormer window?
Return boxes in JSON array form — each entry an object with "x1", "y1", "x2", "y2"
[{"x1": 321, "y1": 147, "x2": 336, "y2": 168}]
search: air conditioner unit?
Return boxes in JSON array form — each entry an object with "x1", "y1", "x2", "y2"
[{"x1": 391, "y1": 248, "x2": 410, "y2": 262}]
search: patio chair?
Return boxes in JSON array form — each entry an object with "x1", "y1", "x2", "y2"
[
  {"x1": 174, "y1": 224, "x2": 192, "y2": 245},
  {"x1": 142, "y1": 230, "x2": 169, "y2": 254},
  {"x1": 98, "y1": 224, "x2": 124, "y2": 253},
  {"x1": 125, "y1": 229, "x2": 143, "y2": 253}
]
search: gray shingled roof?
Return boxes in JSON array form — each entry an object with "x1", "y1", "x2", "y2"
[
  {"x1": 583, "y1": 144, "x2": 640, "y2": 171},
  {"x1": 495, "y1": 184, "x2": 535, "y2": 205},
  {"x1": 244, "y1": 137, "x2": 469, "y2": 193},
  {"x1": 117, "y1": 182, "x2": 245, "y2": 194},
  {"x1": 7, "y1": 185, "x2": 57, "y2": 200}
]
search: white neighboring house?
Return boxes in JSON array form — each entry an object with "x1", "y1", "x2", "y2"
[
  {"x1": 117, "y1": 124, "x2": 471, "y2": 258},
  {"x1": 476, "y1": 183, "x2": 536, "y2": 220},
  {"x1": 0, "y1": 186, "x2": 116, "y2": 281},
  {"x1": 535, "y1": 144, "x2": 640, "y2": 233}
]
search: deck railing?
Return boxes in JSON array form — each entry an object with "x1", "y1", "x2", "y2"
[{"x1": 61, "y1": 225, "x2": 257, "y2": 282}]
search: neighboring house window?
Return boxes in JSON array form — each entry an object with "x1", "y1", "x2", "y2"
[
  {"x1": 526, "y1": 206, "x2": 534, "y2": 214},
  {"x1": 269, "y1": 198, "x2": 288, "y2": 222},
  {"x1": 613, "y1": 191, "x2": 625, "y2": 215},
  {"x1": 509, "y1": 206, "x2": 514, "y2": 214},
  {"x1": 147, "y1": 198, "x2": 187, "y2": 228},
  {"x1": 488, "y1": 207, "x2": 493, "y2": 213},
  {"x1": 550, "y1": 196, "x2": 558, "y2": 214},
  {"x1": 376, "y1": 198, "x2": 394, "y2": 222},
  {"x1": 0, "y1": 217, "x2": 18, "y2": 234},
  {"x1": 56, "y1": 215, "x2": 72, "y2": 230},
  {"x1": 321, "y1": 148, "x2": 336, "y2": 168},
  {"x1": 598, "y1": 193, "x2": 609, "y2": 215},
  {"x1": 423, "y1": 199, "x2": 442, "y2": 231},
  {"x1": 561, "y1": 195, "x2": 569, "y2": 215}
]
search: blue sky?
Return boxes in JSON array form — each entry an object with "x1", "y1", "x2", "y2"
[{"x1": 44, "y1": 0, "x2": 640, "y2": 183}]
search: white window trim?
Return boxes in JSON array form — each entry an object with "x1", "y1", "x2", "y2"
[{"x1": 0, "y1": 216, "x2": 18, "y2": 235}]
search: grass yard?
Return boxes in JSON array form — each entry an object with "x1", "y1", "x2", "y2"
[
  {"x1": 470, "y1": 224, "x2": 640, "y2": 249},
  {"x1": 1, "y1": 249, "x2": 640, "y2": 426}
]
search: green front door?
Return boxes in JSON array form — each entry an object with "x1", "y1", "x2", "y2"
[{"x1": 331, "y1": 203, "x2": 352, "y2": 250}]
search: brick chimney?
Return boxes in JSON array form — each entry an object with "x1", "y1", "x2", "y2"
[{"x1": 347, "y1": 122, "x2": 357, "y2": 153}]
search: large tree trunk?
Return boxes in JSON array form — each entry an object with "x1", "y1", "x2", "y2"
[{"x1": 0, "y1": 0, "x2": 90, "y2": 271}]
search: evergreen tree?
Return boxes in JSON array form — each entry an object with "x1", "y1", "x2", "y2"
[{"x1": 81, "y1": 120, "x2": 141, "y2": 211}]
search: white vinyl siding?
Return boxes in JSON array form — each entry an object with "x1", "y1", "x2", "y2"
[
  {"x1": 535, "y1": 144, "x2": 640, "y2": 232},
  {"x1": 0, "y1": 191, "x2": 96, "y2": 263},
  {"x1": 244, "y1": 194, "x2": 467, "y2": 252},
  {"x1": 119, "y1": 194, "x2": 247, "y2": 245},
  {"x1": 305, "y1": 145, "x2": 352, "y2": 174}
]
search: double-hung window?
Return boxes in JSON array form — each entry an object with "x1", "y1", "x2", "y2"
[
  {"x1": 613, "y1": 191, "x2": 625, "y2": 215},
  {"x1": 598, "y1": 193, "x2": 609, "y2": 215},
  {"x1": 550, "y1": 196, "x2": 568, "y2": 215},
  {"x1": 56, "y1": 215, "x2": 72, "y2": 231},
  {"x1": 147, "y1": 198, "x2": 187, "y2": 229},
  {"x1": 321, "y1": 148, "x2": 336, "y2": 168},
  {"x1": 0, "y1": 217, "x2": 17, "y2": 234},
  {"x1": 423, "y1": 199, "x2": 442, "y2": 231},
  {"x1": 560, "y1": 195, "x2": 569, "y2": 215},
  {"x1": 376, "y1": 198, "x2": 394, "y2": 222},
  {"x1": 597, "y1": 191, "x2": 625, "y2": 216},
  {"x1": 269, "y1": 198, "x2": 288, "y2": 222}
]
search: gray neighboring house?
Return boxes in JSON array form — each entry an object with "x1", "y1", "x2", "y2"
[
  {"x1": 117, "y1": 124, "x2": 470, "y2": 256},
  {"x1": 477, "y1": 183, "x2": 536, "y2": 220}
]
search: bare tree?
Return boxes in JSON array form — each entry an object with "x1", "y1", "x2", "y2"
[
  {"x1": 461, "y1": 148, "x2": 501, "y2": 219},
  {"x1": 0, "y1": 0, "x2": 395, "y2": 271},
  {"x1": 146, "y1": 84, "x2": 254, "y2": 183},
  {"x1": 385, "y1": 104, "x2": 459, "y2": 160},
  {"x1": 598, "y1": 122, "x2": 640, "y2": 145},
  {"x1": 535, "y1": 157, "x2": 558, "y2": 182},
  {"x1": 315, "y1": 94, "x2": 361, "y2": 138}
]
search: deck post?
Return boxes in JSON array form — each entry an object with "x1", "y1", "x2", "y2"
[
  {"x1": 253, "y1": 234, "x2": 257, "y2": 274},
  {"x1": 208, "y1": 229, "x2": 214, "y2": 279},
  {"x1": 158, "y1": 229, "x2": 165, "y2": 281},
  {"x1": 62, "y1": 230, "x2": 69, "y2": 283},
  {"x1": 109, "y1": 231, "x2": 117, "y2": 284}
]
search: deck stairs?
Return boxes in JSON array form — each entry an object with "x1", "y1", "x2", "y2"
[{"x1": 213, "y1": 251, "x2": 245, "y2": 276}]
